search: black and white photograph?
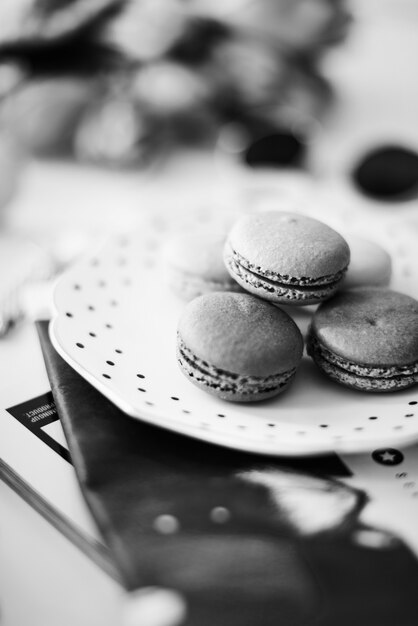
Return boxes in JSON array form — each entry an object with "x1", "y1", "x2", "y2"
[{"x1": 1, "y1": 1, "x2": 418, "y2": 625}]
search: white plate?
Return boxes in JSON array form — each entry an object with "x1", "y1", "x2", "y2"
[{"x1": 50, "y1": 182, "x2": 418, "y2": 456}]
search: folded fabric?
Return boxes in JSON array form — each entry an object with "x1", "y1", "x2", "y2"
[{"x1": 36, "y1": 321, "x2": 418, "y2": 626}]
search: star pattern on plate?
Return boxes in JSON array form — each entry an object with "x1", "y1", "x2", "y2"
[{"x1": 372, "y1": 448, "x2": 404, "y2": 466}]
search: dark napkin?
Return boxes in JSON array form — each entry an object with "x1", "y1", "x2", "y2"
[{"x1": 36, "y1": 321, "x2": 418, "y2": 626}]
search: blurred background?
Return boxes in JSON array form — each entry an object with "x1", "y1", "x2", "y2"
[
  {"x1": 0, "y1": 0, "x2": 417, "y2": 332},
  {"x1": 0, "y1": 0, "x2": 352, "y2": 165}
]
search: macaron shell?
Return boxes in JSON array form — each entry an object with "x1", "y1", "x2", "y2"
[
  {"x1": 167, "y1": 265, "x2": 242, "y2": 302},
  {"x1": 226, "y1": 211, "x2": 350, "y2": 281},
  {"x1": 178, "y1": 292, "x2": 304, "y2": 378},
  {"x1": 164, "y1": 231, "x2": 231, "y2": 280},
  {"x1": 311, "y1": 288, "x2": 418, "y2": 367},
  {"x1": 342, "y1": 235, "x2": 392, "y2": 289},
  {"x1": 164, "y1": 231, "x2": 240, "y2": 300}
]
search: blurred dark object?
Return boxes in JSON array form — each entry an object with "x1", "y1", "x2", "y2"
[
  {"x1": 0, "y1": 0, "x2": 352, "y2": 169},
  {"x1": 0, "y1": 1, "x2": 125, "y2": 76},
  {"x1": 352, "y1": 145, "x2": 418, "y2": 201},
  {"x1": 244, "y1": 129, "x2": 305, "y2": 168},
  {"x1": 169, "y1": 16, "x2": 230, "y2": 65}
]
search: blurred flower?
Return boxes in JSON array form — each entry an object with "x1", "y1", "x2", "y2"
[
  {"x1": 73, "y1": 91, "x2": 155, "y2": 169},
  {"x1": 192, "y1": 0, "x2": 351, "y2": 54},
  {"x1": 0, "y1": 130, "x2": 24, "y2": 213},
  {"x1": 0, "y1": 61, "x2": 26, "y2": 99},
  {"x1": 0, "y1": 0, "x2": 351, "y2": 170},
  {"x1": 133, "y1": 61, "x2": 210, "y2": 117},
  {"x1": 203, "y1": 34, "x2": 287, "y2": 112},
  {"x1": 99, "y1": 0, "x2": 187, "y2": 63},
  {"x1": 2, "y1": 77, "x2": 94, "y2": 156},
  {"x1": 280, "y1": 61, "x2": 333, "y2": 121},
  {"x1": 0, "y1": 0, "x2": 123, "y2": 45}
]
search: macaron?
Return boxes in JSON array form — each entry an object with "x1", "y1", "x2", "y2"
[
  {"x1": 224, "y1": 211, "x2": 350, "y2": 305},
  {"x1": 164, "y1": 230, "x2": 242, "y2": 301},
  {"x1": 307, "y1": 288, "x2": 418, "y2": 392},
  {"x1": 177, "y1": 292, "x2": 304, "y2": 402},
  {"x1": 342, "y1": 234, "x2": 392, "y2": 289}
]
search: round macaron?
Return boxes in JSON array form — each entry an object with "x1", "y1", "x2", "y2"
[
  {"x1": 307, "y1": 288, "x2": 418, "y2": 392},
  {"x1": 224, "y1": 211, "x2": 350, "y2": 305},
  {"x1": 177, "y1": 292, "x2": 304, "y2": 402},
  {"x1": 164, "y1": 230, "x2": 242, "y2": 301},
  {"x1": 342, "y1": 234, "x2": 392, "y2": 289}
]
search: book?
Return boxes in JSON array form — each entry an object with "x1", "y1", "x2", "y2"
[
  {"x1": 0, "y1": 321, "x2": 118, "y2": 581},
  {"x1": 3, "y1": 319, "x2": 418, "y2": 625},
  {"x1": 34, "y1": 322, "x2": 418, "y2": 625}
]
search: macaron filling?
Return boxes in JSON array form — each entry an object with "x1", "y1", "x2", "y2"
[
  {"x1": 229, "y1": 247, "x2": 347, "y2": 287},
  {"x1": 177, "y1": 335, "x2": 296, "y2": 397},
  {"x1": 225, "y1": 244, "x2": 346, "y2": 301},
  {"x1": 308, "y1": 335, "x2": 418, "y2": 391}
]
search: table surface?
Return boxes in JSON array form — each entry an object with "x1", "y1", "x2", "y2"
[
  {"x1": 1, "y1": 2, "x2": 418, "y2": 625},
  {"x1": 0, "y1": 480, "x2": 124, "y2": 626}
]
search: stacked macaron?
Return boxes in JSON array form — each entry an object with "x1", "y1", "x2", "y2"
[
  {"x1": 223, "y1": 211, "x2": 350, "y2": 305},
  {"x1": 341, "y1": 234, "x2": 392, "y2": 289},
  {"x1": 164, "y1": 230, "x2": 242, "y2": 301},
  {"x1": 167, "y1": 214, "x2": 314, "y2": 401},
  {"x1": 171, "y1": 208, "x2": 417, "y2": 401}
]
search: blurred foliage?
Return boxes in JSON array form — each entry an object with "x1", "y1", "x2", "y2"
[{"x1": 0, "y1": 0, "x2": 351, "y2": 169}]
